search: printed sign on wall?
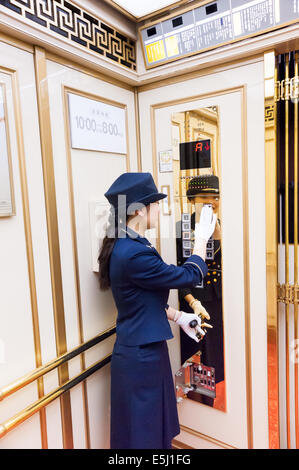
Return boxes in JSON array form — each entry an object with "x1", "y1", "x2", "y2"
[{"x1": 68, "y1": 93, "x2": 127, "y2": 154}]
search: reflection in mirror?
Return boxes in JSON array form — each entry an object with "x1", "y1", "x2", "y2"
[
  {"x1": 0, "y1": 84, "x2": 14, "y2": 217},
  {"x1": 172, "y1": 107, "x2": 226, "y2": 412}
]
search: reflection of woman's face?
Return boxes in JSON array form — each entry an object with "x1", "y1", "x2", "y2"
[{"x1": 193, "y1": 194, "x2": 220, "y2": 213}]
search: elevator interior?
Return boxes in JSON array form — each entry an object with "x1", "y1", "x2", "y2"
[{"x1": 0, "y1": 0, "x2": 298, "y2": 450}]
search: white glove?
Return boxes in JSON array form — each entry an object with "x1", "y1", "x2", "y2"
[
  {"x1": 174, "y1": 310, "x2": 206, "y2": 343},
  {"x1": 194, "y1": 205, "x2": 217, "y2": 243}
]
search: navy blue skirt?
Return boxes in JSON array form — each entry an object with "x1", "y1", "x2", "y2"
[{"x1": 110, "y1": 339, "x2": 180, "y2": 449}]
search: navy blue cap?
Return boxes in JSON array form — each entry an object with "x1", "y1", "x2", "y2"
[
  {"x1": 187, "y1": 174, "x2": 219, "y2": 197},
  {"x1": 104, "y1": 172, "x2": 167, "y2": 214}
]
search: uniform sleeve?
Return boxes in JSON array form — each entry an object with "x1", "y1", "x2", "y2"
[
  {"x1": 127, "y1": 249, "x2": 208, "y2": 290},
  {"x1": 179, "y1": 287, "x2": 192, "y2": 299}
]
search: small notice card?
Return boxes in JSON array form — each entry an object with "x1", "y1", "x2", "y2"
[{"x1": 159, "y1": 149, "x2": 173, "y2": 173}]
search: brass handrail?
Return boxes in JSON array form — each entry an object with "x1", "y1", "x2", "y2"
[
  {"x1": 0, "y1": 325, "x2": 116, "y2": 401},
  {"x1": 0, "y1": 352, "x2": 112, "y2": 438}
]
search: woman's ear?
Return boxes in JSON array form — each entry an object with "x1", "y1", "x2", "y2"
[{"x1": 137, "y1": 206, "x2": 147, "y2": 218}]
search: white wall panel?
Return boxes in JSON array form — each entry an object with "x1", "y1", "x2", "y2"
[
  {"x1": 0, "y1": 42, "x2": 56, "y2": 449},
  {"x1": 0, "y1": 414, "x2": 41, "y2": 449}
]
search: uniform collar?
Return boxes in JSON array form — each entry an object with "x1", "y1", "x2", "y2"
[{"x1": 120, "y1": 225, "x2": 155, "y2": 249}]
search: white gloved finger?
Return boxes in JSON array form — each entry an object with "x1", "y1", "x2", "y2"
[
  {"x1": 195, "y1": 206, "x2": 218, "y2": 242},
  {"x1": 211, "y1": 213, "x2": 217, "y2": 230},
  {"x1": 200, "y1": 205, "x2": 213, "y2": 223},
  {"x1": 188, "y1": 331, "x2": 200, "y2": 343},
  {"x1": 187, "y1": 313, "x2": 201, "y2": 324}
]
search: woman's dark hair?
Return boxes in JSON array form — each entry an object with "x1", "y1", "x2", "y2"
[
  {"x1": 98, "y1": 205, "x2": 121, "y2": 291},
  {"x1": 98, "y1": 203, "x2": 151, "y2": 290}
]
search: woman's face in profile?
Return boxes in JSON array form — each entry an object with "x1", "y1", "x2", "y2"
[{"x1": 147, "y1": 201, "x2": 160, "y2": 229}]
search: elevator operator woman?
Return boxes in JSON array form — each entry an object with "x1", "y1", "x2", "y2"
[{"x1": 98, "y1": 172, "x2": 217, "y2": 449}]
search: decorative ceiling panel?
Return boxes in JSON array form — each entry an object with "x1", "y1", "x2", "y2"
[{"x1": 0, "y1": 0, "x2": 137, "y2": 70}]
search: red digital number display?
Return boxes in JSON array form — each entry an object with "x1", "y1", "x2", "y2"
[{"x1": 180, "y1": 139, "x2": 211, "y2": 170}]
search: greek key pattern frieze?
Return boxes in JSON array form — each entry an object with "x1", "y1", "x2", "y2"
[
  {"x1": 0, "y1": 0, "x2": 136, "y2": 70},
  {"x1": 265, "y1": 104, "x2": 274, "y2": 123}
]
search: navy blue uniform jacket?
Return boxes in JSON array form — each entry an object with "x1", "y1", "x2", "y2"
[{"x1": 109, "y1": 226, "x2": 208, "y2": 345}]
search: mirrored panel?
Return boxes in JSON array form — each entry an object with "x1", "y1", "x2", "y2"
[
  {"x1": 0, "y1": 83, "x2": 15, "y2": 217},
  {"x1": 172, "y1": 107, "x2": 226, "y2": 412}
]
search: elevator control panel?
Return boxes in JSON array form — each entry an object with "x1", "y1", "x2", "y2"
[{"x1": 175, "y1": 351, "x2": 216, "y2": 403}]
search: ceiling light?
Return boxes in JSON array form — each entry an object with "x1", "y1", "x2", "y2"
[{"x1": 111, "y1": 0, "x2": 180, "y2": 18}]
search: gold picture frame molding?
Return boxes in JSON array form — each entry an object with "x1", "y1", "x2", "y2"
[{"x1": 0, "y1": 81, "x2": 16, "y2": 217}]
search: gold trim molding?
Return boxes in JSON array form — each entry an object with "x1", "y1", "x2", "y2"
[
  {"x1": 134, "y1": 87, "x2": 142, "y2": 171},
  {"x1": 0, "y1": 82, "x2": 16, "y2": 217},
  {"x1": 0, "y1": 64, "x2": 48, "y2": 447},
  {"x1": 278, "y1": 283, "x2": 299, "y2": 305},
  {"x1": 171, "y1": 438, "x2": 194, "y2": 449},
  {"x1": 34, "y1": 46, "x2": 73, "y2": 449},
  {"x1": 179, "y1": 424, "x2": 237, "y2": 449},
  {"x1": 264, "y1": 50, "x2": 279, "y2": 449}
]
